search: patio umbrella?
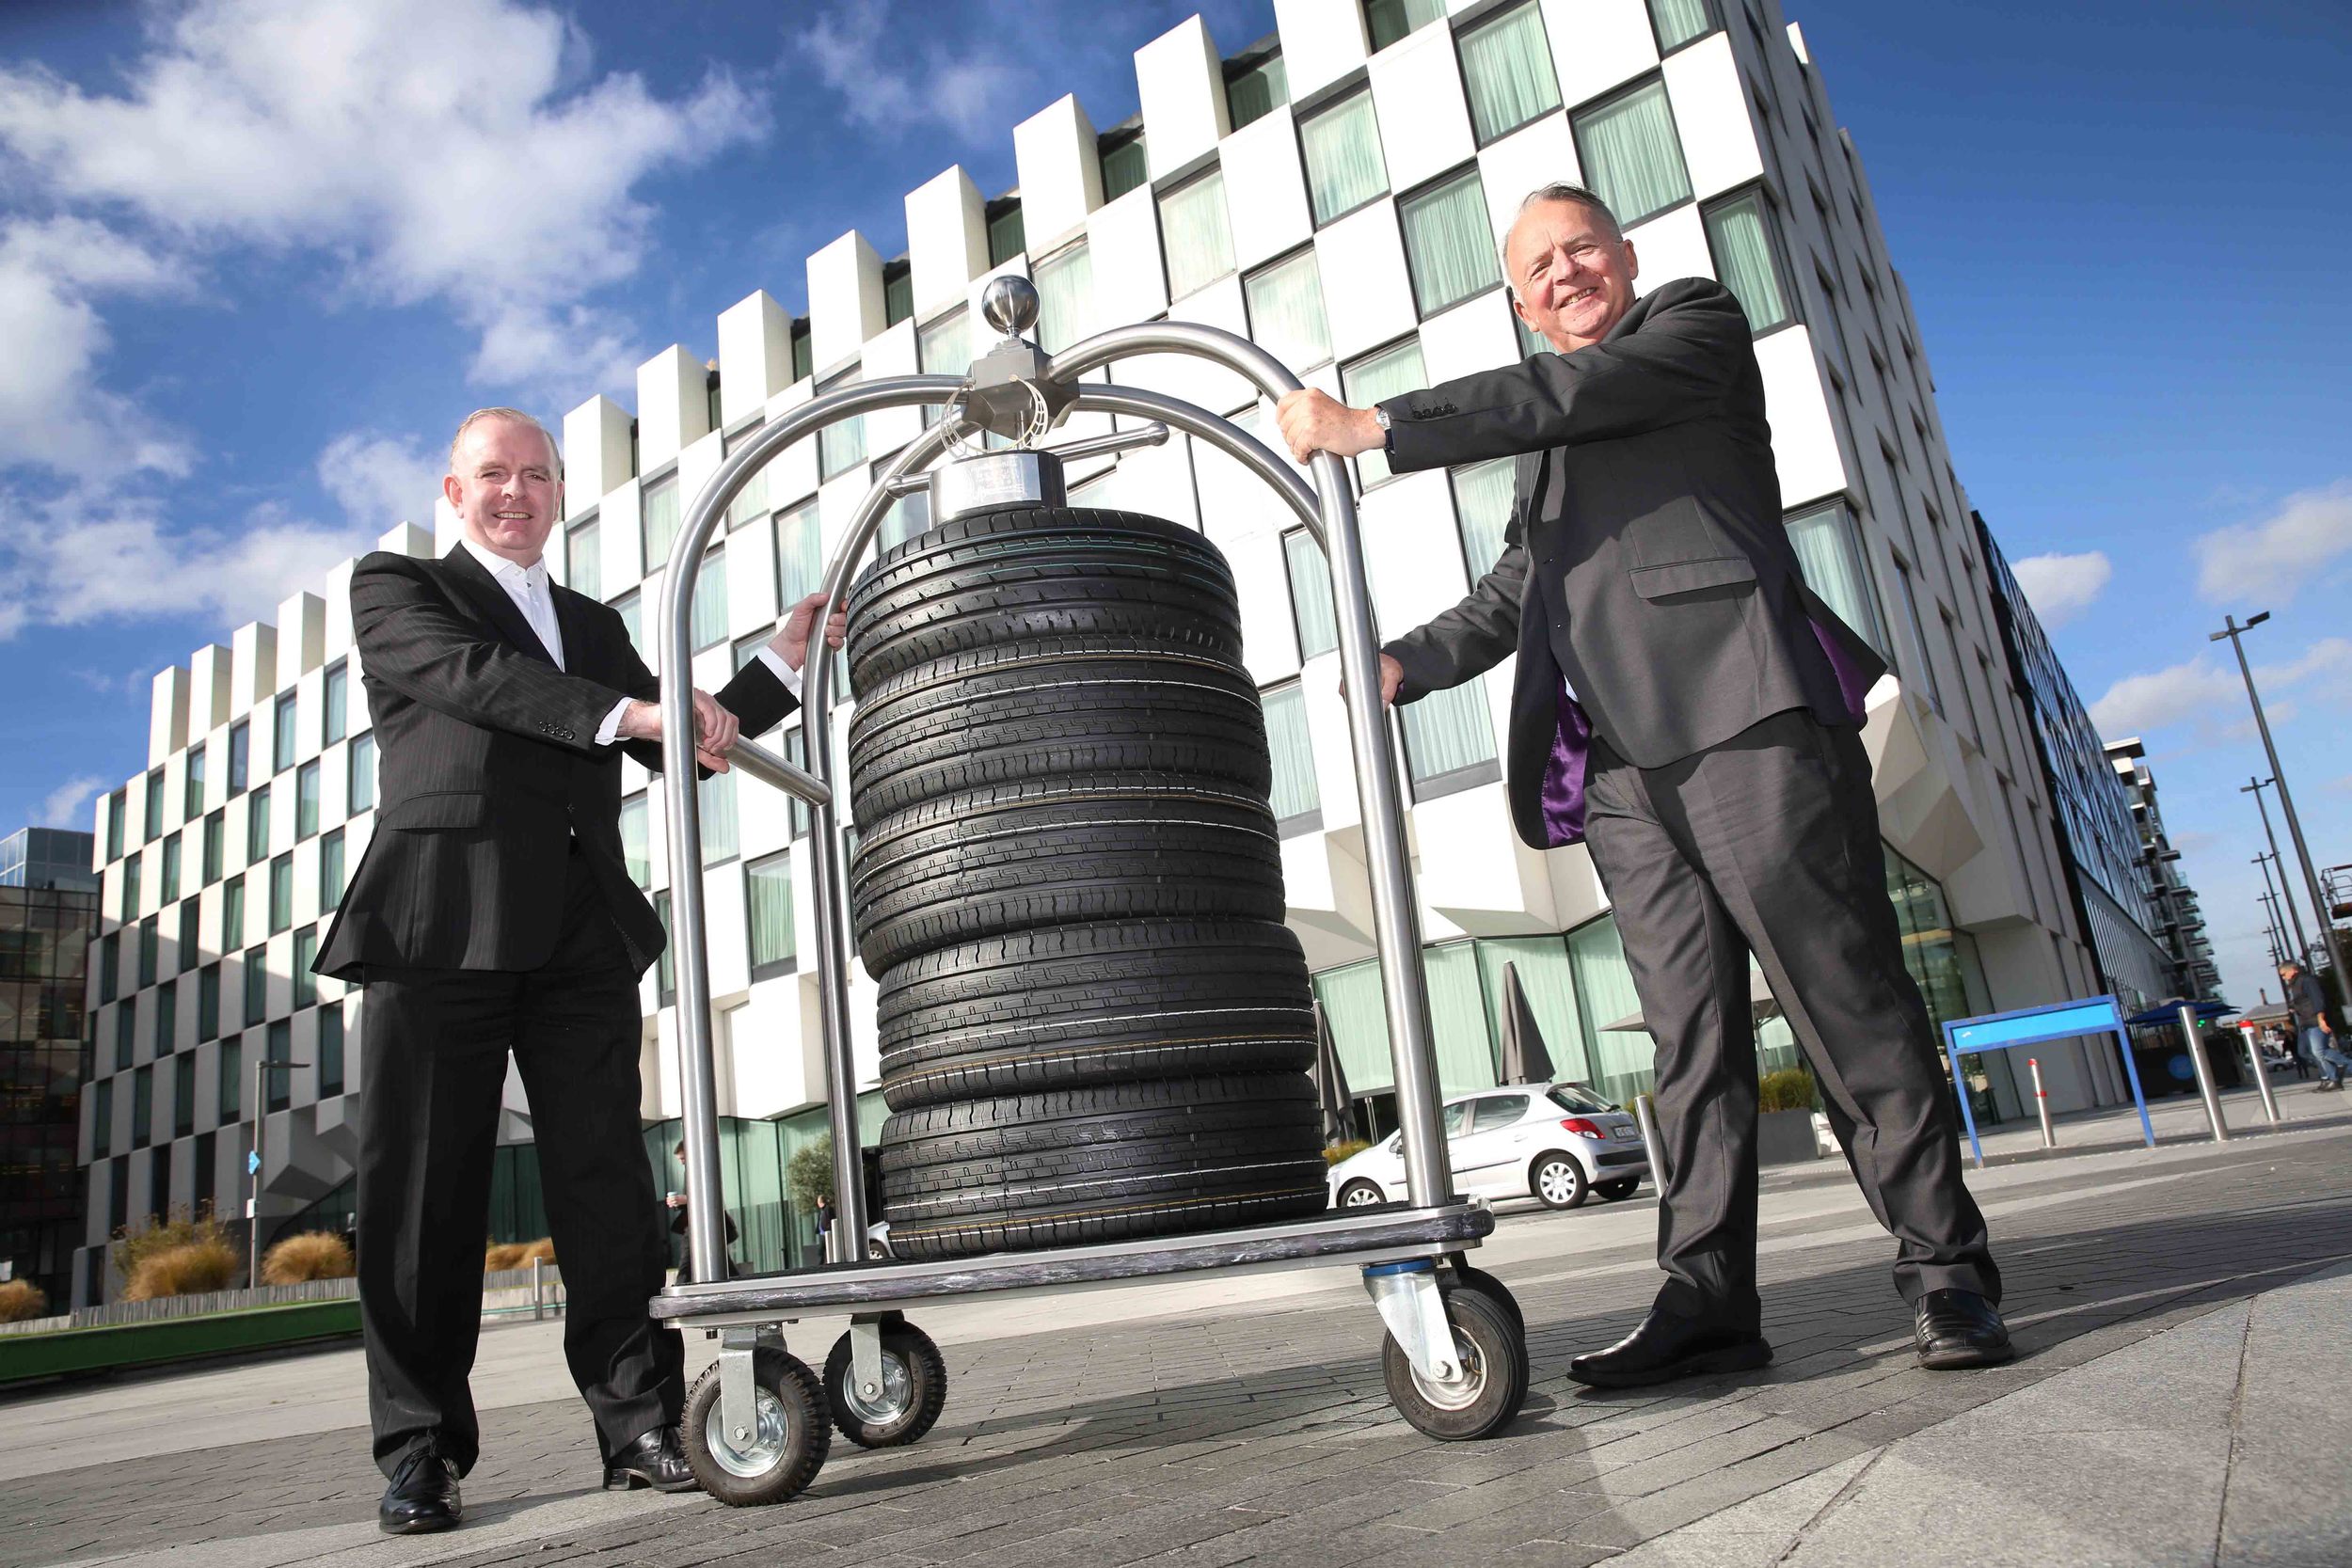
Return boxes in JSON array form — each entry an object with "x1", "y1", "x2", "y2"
[
  {"x1": 1498, "y1": 961, "x2": 1556, "y2": 1085},
  {"x1": 1311, "y1": 1000, "x2": 1353, "y2": 1145}
]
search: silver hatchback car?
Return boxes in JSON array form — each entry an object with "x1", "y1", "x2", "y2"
[{"x1": 1327, "y1": 1082, "x2": 1651, "y2": 1210}]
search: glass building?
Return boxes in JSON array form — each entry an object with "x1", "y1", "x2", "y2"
[{"x1": 2, "y1": 830, "x2": 98, "y2": 1310}]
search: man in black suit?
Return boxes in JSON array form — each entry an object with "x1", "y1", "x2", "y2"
[
  {"x1": 1277, "y1": 183, "x2": 2009, "y2": 1386},
  {"x1": 318, "y1": 407, "x2": 838, "y2": 1531}
]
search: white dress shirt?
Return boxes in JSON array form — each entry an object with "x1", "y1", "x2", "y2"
[{"x1": 458, "y1": 537, "x2": 802, "y2": 748}]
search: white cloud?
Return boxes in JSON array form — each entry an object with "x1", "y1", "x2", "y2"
[
  {"x1": 2195, "y1": 482, "x2": 2352, "y2": 604},
  {"x1": 318, "y1": 430, "x2": 444, "y2": 531},
  {"x1": 2088, "y1": 638, "x2": 2352, "y2": 740},
  {"x1": 2009, "y1": 550, "x2": 2111, "y2": 630},
  {"x1": 0, "y1": 0, "x2": 768, "y2": 452},
  {"x1": 798, "y1": 3, "x2": 1026, "y2": 139},
  {"x1": 39, "y1": 774, "x2": 105, "y2": 830}
]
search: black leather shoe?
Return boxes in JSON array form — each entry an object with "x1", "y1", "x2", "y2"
[
  {"x1": 1915, "y1": 1289, "x2": 2015, "y2": 1370},
  {"x1": 1568, "y1": 1307, "x2": 1772, "y2": 1388},
  {"x1": 603, "y1": 1425, "x2": 700, "y2": 1493},
  {"x1": 378, "y1": 1448, "x2": 462, "y2": 1535}
]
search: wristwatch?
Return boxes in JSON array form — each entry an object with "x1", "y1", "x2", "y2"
[{"x1": 1372, "y1": 404, "x2": 1391, "y2": 450}]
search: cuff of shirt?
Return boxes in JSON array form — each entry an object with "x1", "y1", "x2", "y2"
[
  {"x1": 755, "y1": 645, "x2": 803, "y2": 700},
  {"x1": 595, "y1": 696, "x2": 634, "y2": 747}
]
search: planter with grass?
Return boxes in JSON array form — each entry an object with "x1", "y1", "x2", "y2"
[{"x1": 1756, "y1": 1068, "x2": 1824, "y2": 1166}]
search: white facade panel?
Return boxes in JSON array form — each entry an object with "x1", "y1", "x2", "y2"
[
  {"x1": 716, "y1": 291, "x2": 794, "y2": 427},
  {"x1": 564, "y1": 394, "x2": 634, "y2": 516},
  {"x1": 905, "y1": 166, "x2": 989, "y2": 317},
  {"x1": 1476, "y1": 114, "x2": 1581, "y2": 252},
  {"x1": 1221, "y1": 107, "x2": 1314, "y2": 270},
  {"x1": 1012, "y1": 95, "x2": 1103, "y2": 253},
  {"x1": 1087, "y1": 184, "x2": 1170, "y2": 335},
  {"x1": 1757, "y1": 326, "x2": 1849, "y2": 507},
  {"x1": 1272, "y1": 0, "x2": 1371, "y2": 101},
  {"x1": 806, "y1": 230, "x2": 886, "y2": 374},
  {"x1": 1136, "y1": 15, "x2": 1232, "y2": 179},
  {"x1": 1419, "y1": 290, "x2": 1519, "y2": 388},
  {"x1": 1542, "y1": 0, "x2": 1660, "y2": 111},
  {"x1": 1626, "y1": 204, "x2": 1714, "y2": 296},
  {"x1": 1314, "y1": 198, "x2": 1415, "y2": 360},
  {"x1": 1663, "y1": 33, "x2": 1766, "y2": 200},
  {"x1": 634, "y1": 345, "x2": 708, "y2": 473},
  {"x1": 1366, "y1": 18, "x2": 1476, "y2": 197}
]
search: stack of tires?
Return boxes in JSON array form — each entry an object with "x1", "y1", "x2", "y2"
[{"x1": 843, "y1": 501, "x2": 1333, "y2": 1259}]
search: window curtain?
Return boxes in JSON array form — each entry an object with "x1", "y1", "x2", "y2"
[
  {"x1": 698, "y1": 770, "x2": 737, "y2": 863},
  {"x1": 1366, "y1": 0, "x2": 1445, "y2": 52},
  {"x1": 1034, "y1": 245, "x2": 1094, "y2": 354},
  {"x1": 817, "y1": 371, "x2": 864, "y2": 480},
  {"x1": 1262, "y1": 684, "x2": 1320, "y2": 827},
  {"x1": 1301, "y1": 92, "x2": 1389, "y2": 224},
  {"x1": 1401, "y1": 676, "x2": 1498, "y2": 787},
  {"x1": 918, "y1": 311, "x2": 971, "y2": 427},
  {"x1": 1424, "y1": 942, "x2": 1502, "y2": 1092},
  {"x1": 881, "y1": 491, "x2": 930, "y2": 552},
  {"x1": 746, "y1": 853, "x2": 794, "y2": 971},
  {"x1": 566, "y1": 520, "x2": 601, "y2": 601},
  {"x1": 1312, "y1": 958, "x2": 1395, "y2": 1095},
  {"x1": 723, "y1": 424, "x2": 768, "y2": 527},
  {"x1": 1283, "y1": 530, "x2": 1338, "y2": 658},
  {"x1": 1246, "y1": 250, "x2": 1331, "y2": 372},
  {"x1": 1568, "y1": 916, "x2": 1655, "y2": 1105},
  {"x1": 620, "y1": 795, "x2": 650, "y2": 887},
  {"x1": 775, "y1": 501, "x2": 823, "y2": 608},
  {"x1": 1648, "y1": 0, "x2": 1713, "y2": 52},
  {"x1": 1460, "y1": 5, "x2": 1562, "y2": 143},
  {"x1": 1341, "y1": 339, "x2": 1426, "y2": 486},
  {"x1": 691, "y1": 546, "x2": 727, "y2": 650},
  {"x1": 1101, "y1": 135, "x2": 1148, "y2": 200},
  {"x1": 1786, "y1": 500, "x2": 1887, "y2": 657},
  {"x1": 1452, "y1": 457, "x2": 1517, "y2": 578},
  {"x1": 1401, "y1": 171, "x2": 1501, "y2": 317},
  {"x1": 1576, "y1": 82, "x2": 1692, "y2": 227},
  {"x1": 643, "y1": 476, "x2": 680, "y2": 568},
  {"x1": 1705, "y1": 192, "x2": 1792, "y2": 332},
  {"x1": 1226, "y1": 55, "x2": 1287, "y2": 129},
  {"x1": 1474, "y1": 937, "x2": 1589, "y2": 1083},
  {"x1": 1161, "y1": 172, "x2": 1236, "y2": 299}
]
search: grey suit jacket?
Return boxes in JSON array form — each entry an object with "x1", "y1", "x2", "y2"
[{"x1": 1375, "y1": 277, "x2": 1882, "y2": 849}]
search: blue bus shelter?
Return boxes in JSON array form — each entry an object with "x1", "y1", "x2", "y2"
[{"x1": 1940, "y1": 995, "x2": 2153, "y2": 1168}]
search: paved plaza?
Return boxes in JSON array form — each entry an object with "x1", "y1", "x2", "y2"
[{"x1": 8, "y1": 1083, "x2": 2352, "y2": 1568}]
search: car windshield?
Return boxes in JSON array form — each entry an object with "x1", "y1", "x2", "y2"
[{"x1": 1547, "y1": 1084, "x2": 1615, "y2": 1114}]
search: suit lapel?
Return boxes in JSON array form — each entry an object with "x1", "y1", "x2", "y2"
[{"x1": 442, "y1": 544, "x2": 558, "y2": 667}]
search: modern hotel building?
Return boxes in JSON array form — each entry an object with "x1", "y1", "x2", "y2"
[{"x1": 72, "y1": 0, "x2": 2142, "y2": 1299}]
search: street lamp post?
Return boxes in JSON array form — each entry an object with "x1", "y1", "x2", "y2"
[
  {"x1": 2251, "y1": 847, "x2": 2296, "y2": 964},
  {"x1": 2213, "y1": 614, "x2": 2350, "y2": 980},
  {"x1": 249, "y1": 1054, "x2": 310, "y2": 1288},
  {"x1": 2255, "y1": 887, "x2": 2283, "y2": 967},
  {"x1": 2241, "y1": 777, "x2": 2312, "y2": 965}
]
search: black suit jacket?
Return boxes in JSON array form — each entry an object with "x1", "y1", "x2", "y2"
[
  {"x1": 1376, "y1": 277, "x2": 1883, "y2": 849},
  {"x1": 315, "y1": 544, "x2": 797, "y2": 981}
]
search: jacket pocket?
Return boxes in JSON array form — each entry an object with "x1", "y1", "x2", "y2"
[
  {"x1": 381, "y1": 791, "x2": 490, "y2": 830},
  {"x1": 1629, "y1": 556, "x2": 1758, "y2": 598}
]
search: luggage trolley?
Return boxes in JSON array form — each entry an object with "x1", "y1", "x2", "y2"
[{"x1": 651, "y1": 277, "x2": 1530, "y2": 1504}]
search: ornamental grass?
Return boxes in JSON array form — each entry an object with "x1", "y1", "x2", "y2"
[
  {"x1": 0, "y1": 1278, "x2": 49, "y2": 1322},
  {"x1": 261, "y1": 1230, "x2": 355, "y2": 1284},
  {"x1": 123, "y1": 1239, "x2": 239, "y2": 1300}
]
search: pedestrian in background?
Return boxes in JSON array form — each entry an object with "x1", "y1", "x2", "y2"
[{"x1": 2280, "y1": 960, "x2": 2352, "y2": 1090}]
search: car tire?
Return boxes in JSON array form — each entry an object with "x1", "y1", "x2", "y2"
[
  {"x1": 1336, "y1": 1179, "x2": 1387, "y2": 1209},
  {"x1": 1530, "y1": 1151, "x2": 1589, "y2": 1210}
]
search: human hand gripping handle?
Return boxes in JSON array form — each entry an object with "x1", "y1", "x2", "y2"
[
  {"x1": 1272, "y1": 393, "x2": 1405, "y2": 708},
  {"x1": 771, "y1": 591, "x2": 847, "y2": 673},
  {"x1": 616, "y1": 688, "x2": 739, "y2": 772}
]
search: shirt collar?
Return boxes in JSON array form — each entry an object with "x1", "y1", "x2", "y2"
[{"x1": 460, "y1": 534, "x2": 546, "y2": 590}]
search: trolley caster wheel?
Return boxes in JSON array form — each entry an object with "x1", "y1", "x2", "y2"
[
  {"x1": 682, "y1": 1347, "x2": 830, "y2": 1506},
  {"x1": 1447, "y1": 1259, "x2": 1525, "y2": 1341},
  {"x1": 1384, "y1": 1280, "x2": 1530, "y2": 1441},
  {"x1": 824, "y1": 1323, "x2": 948, "y2": 1448}
]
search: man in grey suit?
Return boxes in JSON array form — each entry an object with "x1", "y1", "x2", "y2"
[{"x1": 1277, "y1": 183, "x2": 2010, "y2": 1385}]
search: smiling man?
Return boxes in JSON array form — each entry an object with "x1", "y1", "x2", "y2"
[
  {"x1": 1276, "y1": 183, "x2": 2010, "y2": 1387},
  {"x1": 317, "y1": 407, "x2": 839, "y2": 1531}
]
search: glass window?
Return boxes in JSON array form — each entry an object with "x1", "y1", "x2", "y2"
[
  {"x1": 1568, "y1": 916, "x2": 1653, "y2": 1105},
  {"x1": 323, "y1": 661, "x2": 348, "y2": 745},
  {"x1": 917, "y1": 310, "x2": 972, "y2": 428},
  {"x1": 1283, "y1": 530, "x2": 1338, "y2": 659},
  {"x1": 228, "y1": 720, "x2": 249, "y2": 796},
  {"x1": 347, "y1": 733, "x2": 375, "y2": 814},
  {"x1": 699, "y1": 770, "x2": 738, "y2": 864},
  {"x1": 1648, "y1": 0, "x2": 1716, "y2": 53},
  {"x1": 817, "y1": 368, "x2": 866, "y2": 481},
  {"x1": 218, "y1": 1033, "x2": 241, "y2": 1119},
  {"x1": 1100, "y1": 132, "x2": 1147, "y2": 200},
  {"x1": 269, "y1": 853, "x2": 294, "y2": 934},
  {"x1": 1365, "y1": 0, "x2": 1444, "y2": 51},
  {"x1": 642, "y1": 472, "x2": 680, "y2": 571},
  {"x1": 1572, "y1": 79, "x2": 1692, "y2": 228},
  {"x1": 1399, "y1": 167, "x2": 1501, "y2": 317},
  {"x1": 292, "y1": 927, "x2": 317, "y2": 1009},
  {"x1": 246, "y1": 784, "x2": 270, "y2": 865},
  {"x1": 1226, "y1": 53, "x2": 1287, "y2": 129},
  {"x1": 137, "y1": 915, "x2": 158, "y2": 988},
  {"x1": 1244, "y1": 249, "x2": 1331, "y2": 372},
  {"x1": 1341, "y1": 338, "x2": 1427, "y2": 487},
  {"x1": 986, "y1": 199, "x2": 1025, "y2": 265},
  {"x1": 274, "y1": 694, "x2": 299, "y2": 774},
  {"x1": 691, "y1": 545, "x2": 729, "y2": 652},
  {"x1": 1471, "y1": 1093, "x2": 1529, "y2": 1132},
  {"x1": 1704, "y1": 190, "x2": 1793, "y2": 333},
  {"x1": 198, "y1": 963, "x2": 219, "y2": 1042},
  {"x1": 131, "y1": 1065, "x2": 151, "y2": 1148},
  {"x1": 567, "y1": 516, "x2": 602, "y2": 599},
  {"x1": 773, "y1": 499, "x2": 823, "y2": 611},
  {"x1": 1033, "y1": 245, "x2": 1094, "y2": 355},
  {"x1": 320, "y1": 829, "x2": 345, "y2": 912},
  {"x1": 880, "y1": 491, "x2": 930, "y2": 554},
  {"x1": 144, "y1": 768, "x2": 164, "y2": 840},
  {"x1": 184, "y1": 744, "x2": 207, "y2": 819},
  {"x1": 1892, "y1": 554, "x2": 1942, "y2": 713},
  {"x1": 1460, "y1": 4, "x2": 1562, "y2": 144},
  {"x1": 265, "y1": 1020, "x2": 293, "y2": 1111},
  {"x1": 1786, "y1": 500, "x2": 1887, "y2": 658},
  {"x1": 177, "y1": 897, "x2": 199, "y2": 972},
  {"x1": 92, "y1": 1077, "x2": 114, "y2": 1159},
  {"x1": 222, "y1": 876, "x2": 245, "y2": 954},
  {"x1": 1548, "y1": 1082, "x2": 1613, "y2": 1113},
  {"x1": 1263, "y1": 683, "x2": 1321, "y2": 832},
  {"x1": 107, "y1": 788, "x2": 126, "y2": 860},
  {"x1": 122, "y1": 852, "x2": 141, "y2": 921},
  {"x1": 1451, "y1": 459, "x2": 1517, "y2": 579},
  {"x1": 318, "y1": 1001, "x2": 345, "y2": 1096},
  {"x1": 790, "y1": 319, "x2": 812, "y2": 383},
  {"x1": 723, "y1": 422, "x2": 768, "y2": 529},
  {"x1": 612, "y1": 590, "x2": 644, "y2": 658},
  {"x1": 160, "y1": 833, "x2": 182, "y2": 903},
  {"x1": 114, "y1": 999, "x2": 135, "y2": 1068},
  {"x1": 244, "y1": 946, "x2": 267, "y2": 1027},
  {"x1": 1401, "y1": 676, "x2": 1500, "y2": 794},
  {"x1": 295, "y1": 760, "x2": 321, "y2": 839},
  {"x1": 621, "y1": 793, "x2": 651, "y2": 888},
  {"x1": 1161, "y1": 170, "x2": 1235, "y2": 299},
  {"x1": 746, "y1": 850, "x2": 796, "y2": 978},
  {"x1": 174, "y1": 1053, "x2": 195, "y2": 1136},
  {"x1": 99, "y1": 930, "x2": 119, "y2": 1003},
  {"x1": 201, "y1": 810, "x2": 223, "y2": 883},
  {"x1": 653, "y1": 890, "x2": 675, "y2": 1005},
  {"x1": 1300, "y1": 91, "x2": 1389, "y2": 225},
  {"x1": 882, "y1": 262, "x2": 913, "y2": 326},
  {"x1": 784, "y1": 726, "x2": 811, "y2": 840}
]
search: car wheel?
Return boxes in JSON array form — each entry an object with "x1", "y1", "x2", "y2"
[
  {"x1": 1531, "y1": 1152, "x2": 1589, "y2": 1210},
  {"x1": 1337, "y1": 1179, "x2": 1387, "y2": 1209},
  {"x1": 1595, "y1": 1178, "x2": 1639, "y2": 1202}
]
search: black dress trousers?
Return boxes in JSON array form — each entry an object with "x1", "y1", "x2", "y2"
[
  {"x1": 1581, "y1": 707, "x2": 1999, "y2": 1328},
  {"x1": 356, "y1": 841, "x2": 680, "y2": 1478}
]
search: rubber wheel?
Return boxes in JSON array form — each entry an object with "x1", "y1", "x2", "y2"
[
  {"x1": 823, "y1": 1324, "x2": 948, "y2": 1449},
  {"x1": 1532, "y1": 1151, "x2": 1589, "y2": 1210},
  {"x1": 1596, "y1": 1178, "x2": 1640, "y2": 1201},
  {"x1": 1383, "y1": 1281, "x2": 1530, "y2": 1440},
  {"x1": 682, "y1": 1347, "x2": 830, "y2": 1506},
  {"x1": 876, "y1": 917, "x2": 1315, "y2": 1110},
  {"x1": 1337, "y1": 1180, "x2": 1387, "y2": 1209},
  {"x1": 1448, "y1": 1259, "x2": 1526, "y2": 1342}
]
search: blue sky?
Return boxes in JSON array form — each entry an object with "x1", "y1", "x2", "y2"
[{"x1": 0, "y1": 0, "x2": 2345, "y2": 1009}]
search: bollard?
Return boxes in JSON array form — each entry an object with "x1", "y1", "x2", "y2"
[
  {"x1": 2028, "y1": 1057, "x2": 2057, "y2": 1149},
  {"x1": 1634, "y1": 1091, "x2": 1669, "y2": 1186},
  {"x1": 532, "y1": 1257, "x2": 544, "y2": 1322},
  {"x1": 2240, "y1": 1024, "x2": 2282, "y2": 1124},
  {"x1": 2177, "y1": 1003, "x2": 2229, "y2": 1145}
]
